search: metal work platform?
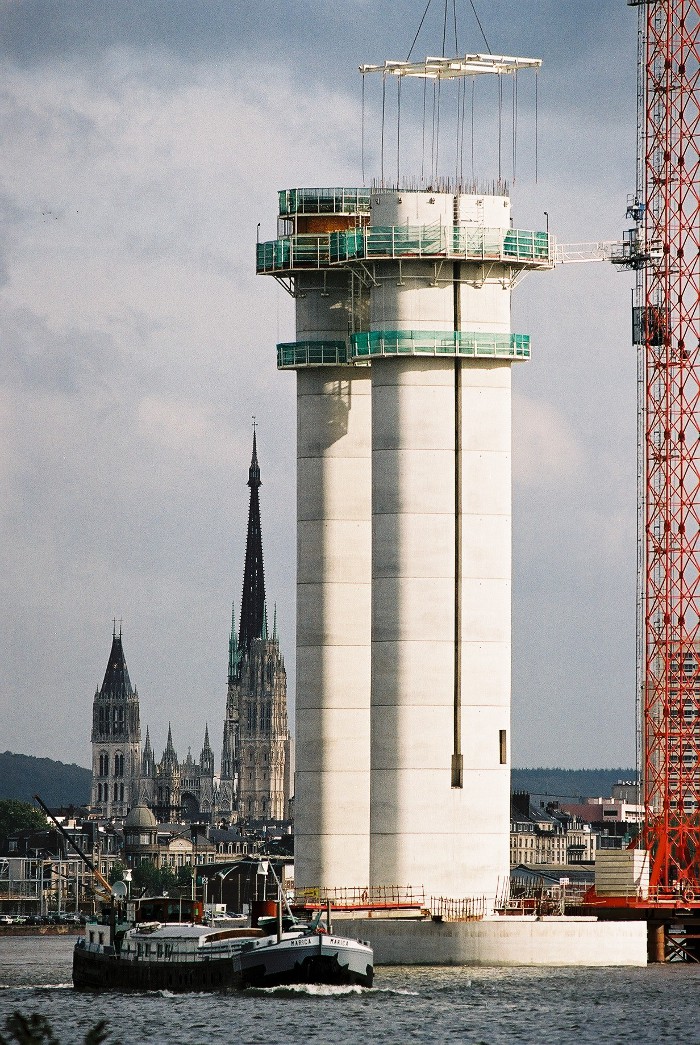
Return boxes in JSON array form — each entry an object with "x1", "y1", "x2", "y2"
[{"x1": 359, "y1": 54, "x2": 542, "y2": 80}]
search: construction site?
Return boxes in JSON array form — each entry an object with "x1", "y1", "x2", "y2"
[{"x1": 253, "y1": 0, "x2": 700, "y2": 966}]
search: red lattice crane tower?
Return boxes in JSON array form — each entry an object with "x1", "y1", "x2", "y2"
[{"x1": 632, "y1": 0, "x2": 700, "y2": 898}]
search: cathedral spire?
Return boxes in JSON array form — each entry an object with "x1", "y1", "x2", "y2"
[
  {"x1": 238, "y1": 423, "x2": 266, "y2": 661},
  {"x1": 101, "y1": 631, "x2": 133, "y2": 699}
]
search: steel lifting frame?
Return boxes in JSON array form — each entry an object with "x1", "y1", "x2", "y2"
[{"x1": 643, "y1": 0, "x2": 700, "y2": 895}]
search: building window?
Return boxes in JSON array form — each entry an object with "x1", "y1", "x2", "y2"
[
  {"x1": 499, "y1": 730, "x2": 507, "y2": 765},
  {"x1": 114, "y1": 753, "x2": 124, "y2": 777}
]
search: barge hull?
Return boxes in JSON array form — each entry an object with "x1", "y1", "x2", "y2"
[{"x1": 73, "y1": 946, "x2": 240, "y2": 993}]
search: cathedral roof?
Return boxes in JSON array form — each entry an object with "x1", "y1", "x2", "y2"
[
  {"x1": 100, "y1": 630, "x2": 133, "y2": 700},
  {"x1": 124, "y1": 804, "x2": 157, "y2": 829}
]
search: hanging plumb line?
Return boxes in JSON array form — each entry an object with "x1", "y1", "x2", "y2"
[
  {"x1": 381, "y1": 72, "x2": 387, "y2": 187},
  {"x1": 512, "y1": 68, "x2": 518, "y2": 183},
  {"x1": 539, "y1": 69, "x2": 543, "y2": 184},
  {"x1": 361, "y1": 73, "x2": 366, "y2": 186},
  {"x1": 397, "y1": 75, "x2": 402, "y2": 185}
]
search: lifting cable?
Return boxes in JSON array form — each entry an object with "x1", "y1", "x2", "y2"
[
  {"x1": 433, "y1": 0, "x2": 450, "y2": 181},
  {"x1": 498, "y1": 74, "x2": 503, "y2": 182},
  {"x1": 512, "y1": 67, "x2": 518, "y2": 183},
  {"x1": 468, "y1": 0, "x2": 492, "y2": 54},
  {"x1": 539, "y1": 69, "x2": 543, "y2": 184},
  {"x1": 431, "y1": 80, "x2": 437, "y2": 183},
  {"x1": 421, "y1": 77, "x2": 428, "y2": 184},
  {"x1": 397, "y1": 75, "x2": 402, "y2": 185},
  {"x1": 400, "y1": 0, "x2": 498, "y2": 187},
  {"x1": 453, "y1": 0, "x2": 460, "y2": 185},
  {"x1": 406, "y1": 0, "x2": 434, "y2": 61},
  {"x1": 471, "y1": 78, "x2": 475, "y2": 181},
  {"x1": 381, "y1": 72, "x2": 387, "y2": 186},
  {"x1": 361, "y1": 73, "x2": 366, "y2": 185}
]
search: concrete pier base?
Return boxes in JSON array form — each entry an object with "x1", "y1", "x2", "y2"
[{"x1": 339, "y1": 916, "x2": 648, "y2": 967}]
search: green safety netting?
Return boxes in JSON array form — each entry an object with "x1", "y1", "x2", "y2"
[
  {"x1": 259, "y1": 227, "x2": 550, "y2": 272},
  {"x1": 350, "y1": 330, "x2": 530, "y2": 359},
  {"x1": 329, "y1": 226, "x2": 550, "y2": 264},
  {"x1": 276, "y1": 341, "x2": 349, "y2": 367},
  {"x1": 278, "y1": 188, "x2": 371, "y2": 216},
  {"x1": 256, "y1": 237, "x2": 330, "y2": 272}
]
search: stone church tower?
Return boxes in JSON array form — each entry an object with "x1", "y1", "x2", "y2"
[
  {"x1": 90, "y1": 628, "x2": 141, "y2": 818},
  {"x1": 220, "y1": 428, "x2": 290, "y2": 821}
]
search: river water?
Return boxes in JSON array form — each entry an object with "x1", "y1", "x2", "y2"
[{"x1": 1, "y1": 935, "x2": 699, "y2": 1045}]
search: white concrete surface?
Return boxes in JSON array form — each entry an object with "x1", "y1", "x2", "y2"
[
  {"x1": 339, "y1": 917, "x2": 648, "y2": 967},
  {"x1": 367, "y1": 190, "x2": 517, "y2": 903},
  {"x1": 294, "y1": 362, "x2": 372, "y2": 889}
]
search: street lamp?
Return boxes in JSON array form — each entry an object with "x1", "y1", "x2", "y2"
[{"x1": 216, "y1": 866, "x2": 237, "y2": 909}]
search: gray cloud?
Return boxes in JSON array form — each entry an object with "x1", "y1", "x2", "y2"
[{"x1": 0, "y1": 0, "x2": 641, "y2": 770}]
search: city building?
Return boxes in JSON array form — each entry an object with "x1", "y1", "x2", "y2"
[{"x1": 510, "y1": 793, "x2": 597, "y2": 866}]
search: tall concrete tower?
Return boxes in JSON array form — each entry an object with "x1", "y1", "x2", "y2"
[{"x1": 257, "y1": 55, "x2": 550, "y2": 903}]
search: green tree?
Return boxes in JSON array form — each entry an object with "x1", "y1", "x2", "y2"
[
  {"x1": 108, "y1": 862, "x2": 125, "y2": 885},
  {"x1": 0, "y1": 800, "x2": 46, "y2": 847},
  {"x1": 131, "y1": 861, "x2": 162, "y2": 895},
  {"x1": 176, "y1": 864, "x2": 193, "y2": 890},
  {"x1": 159, "y1": 865, "x2": 177, "y2": 895},
  {"x1": 131, "y1": 861, "x2": 177, "y2": 896}
]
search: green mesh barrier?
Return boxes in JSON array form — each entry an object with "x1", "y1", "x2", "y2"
[
  {"x1": 350, "y1": 330, "x2": 530, "y2": 360},
  {"x1": 276, "y1": 341, "x2": 349, "y2": 368},
  {"x1": 278, "y1": 188, "x2": 371, "y2": 216},
  {"x1": 329, "y1": 226, "x2": 550, "y2": 264},
  {"x1": 256, "y1": 237, "x2": 330, "y2": 272},
  {"x1": 260, "y1": 226, "x2": 551, "y2": 273}
]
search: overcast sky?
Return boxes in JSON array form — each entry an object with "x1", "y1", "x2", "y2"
[{"x1": 0, "y1": 0, "x2": 639, "y2": 772}]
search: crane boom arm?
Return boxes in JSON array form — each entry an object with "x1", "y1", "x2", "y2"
[{"x1": 34, "y1": 794, "x2": 112, "y2": 899}]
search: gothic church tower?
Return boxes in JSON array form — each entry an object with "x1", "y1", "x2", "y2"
[
  {"x1": 91, "y1": 628, "x2": 141, "y2": 818},
  {"x1": 220, "y1": 428, "x2": 290, "y2": 820}
]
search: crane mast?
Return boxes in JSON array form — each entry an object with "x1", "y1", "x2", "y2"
[{"x1": 630, "y1": 0, "x2": 700, "y2": 897}]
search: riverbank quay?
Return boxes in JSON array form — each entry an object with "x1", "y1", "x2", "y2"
[
  {"x1": 336, "y1": 915, "x2": 647, "y2": 966},
  {"x1": 0, "y1": 925, "x2": 80, "y2": 937}
]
